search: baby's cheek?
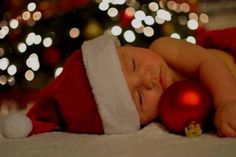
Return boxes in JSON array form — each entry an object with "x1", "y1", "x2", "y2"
[{"x1": 145, "y1": 90, "x2": 162, "y2": 113}]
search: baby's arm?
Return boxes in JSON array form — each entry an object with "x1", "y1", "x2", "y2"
[{"x1": 150, "y1": 37, "x2": 236, "y2": 137}]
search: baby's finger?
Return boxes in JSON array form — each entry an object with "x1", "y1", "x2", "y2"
[{"x1": 221, "y1": 124, "x2": 236, "y2": 137}]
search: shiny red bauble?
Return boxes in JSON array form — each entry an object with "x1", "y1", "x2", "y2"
[{"x1": 159, "y1": 80, "x2": 213, "y2": 135}]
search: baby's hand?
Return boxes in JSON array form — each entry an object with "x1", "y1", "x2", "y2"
[{"x1": 214, "y1": 100, "x2": 236, "y2": 137}]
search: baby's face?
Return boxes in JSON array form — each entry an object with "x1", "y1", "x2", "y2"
[{"x1": 117, "y1": 46, "x2": 174, "y2": 125}]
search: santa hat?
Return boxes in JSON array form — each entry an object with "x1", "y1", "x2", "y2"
[{"x1": 2, "y1": 35, "x2": 140, "y2": 138}]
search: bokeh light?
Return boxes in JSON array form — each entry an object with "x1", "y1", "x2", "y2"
[
  {"x1": 171, "y1": 33, "x2": 181, "y2": 39},
  {"x1": 32, "y1": 11, "x2": 42, "y2": 21},
  {"x1": 0, "y1": 75, "x2": 7, "y2": 85},
  {"x1": 0, "y1": 57, "x2": 9, "y2": 70},
  {"x1": 148, "y1": 2, "x2": 159, "y2": 12},
  {"x1": 27, "y1": 2, "x2": 37, "y2": 12},
  {"x1": 186, "y1": 36, "x2": 196, "y2": 44},
  {"x1": 143, "y1": 26, "x2": 154, "y2": 37},
  {"x1": 69, "y1": 27, "x2": 80, "y2": 38},
  {"x1": 107, "y1": 7, "x2": 118, "y2": 17},
  {"x1": 22, "y1": 11, "x2": 31, "y2": 21},
  {"x1": 111, "y1": 25, "x2": 122, "y2": 36},
  {"x1": 9, "y1": 19, "x2": 19, "y2": 29},
  {"x1": 43, "y1": 37, "x2": 53, "y2": 47},
  {"x1": 187, "y1": 19, "x2": 198, "y2": 30},
  {"x1": 55, "y1": 67, "x2": 63, "y2": 78},
  {"x1": 7, "y1": 65, "x2": 17, "y2": 76},
  {"x1": 25, "y1": 70, "x2": 35, "y2": 81},
  {"x1": 0, "y1": 48, "x2": 4, "y2": 57},
  {"x1": 26, "y1": 53, "x2": 40, "y2": 71},
  {"x1": 17, "y1": 42, "x2": 27, "y2": 53},
  {"x1": 124, "y1": 30, "x2": 135, "y2": 42}
]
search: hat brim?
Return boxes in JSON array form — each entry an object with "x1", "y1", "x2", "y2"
[{"x1": 81, "y1": 35, "x2": 140, "y2": 134}]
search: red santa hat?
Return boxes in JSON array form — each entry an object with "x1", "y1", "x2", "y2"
[
  {"x1": 196, "y1": 27, "x2": 236, "y2": 61},
  {"x1": 2, "y1": 35, "x2": 140, "y2": 138}
]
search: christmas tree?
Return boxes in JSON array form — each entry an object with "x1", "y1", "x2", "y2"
[{"x1": 0, "y1": 0, "x2": 209, "y2": 93}]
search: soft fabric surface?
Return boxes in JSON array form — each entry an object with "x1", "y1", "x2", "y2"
[{"x1": 1, "y1": 116, "x2": 236, "y2": 157}]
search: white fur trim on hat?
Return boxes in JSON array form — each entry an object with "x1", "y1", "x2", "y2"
[{"x1": 81, "y1": 34, "x2": 140, "y2": 134}]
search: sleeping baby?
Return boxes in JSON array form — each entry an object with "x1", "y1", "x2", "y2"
[{"x1": 2, "y1": 28, "x2": 236, "y2": 138}]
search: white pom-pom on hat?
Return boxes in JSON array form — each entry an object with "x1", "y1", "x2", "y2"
[{"x1": 2, "y1": 113, "x2": 32, "y2": 139}]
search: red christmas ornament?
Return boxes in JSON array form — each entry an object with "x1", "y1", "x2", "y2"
[{"x1": 159, "y1": 80, "x2": 213, "y2": 137}]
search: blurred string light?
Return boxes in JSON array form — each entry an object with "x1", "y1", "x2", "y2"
[
  {"x1": 26, "y1": 32, "x2": 42, "y2": 45},
  {"x1": 0, "y1": 57, "x2": 9, "y2": 70},
  {"x1": 0, "y1": 26, "x2": 10, "y2": 39},
  {"x1": 0, "y1": 48, "x2": 4, "y2": 57},
  {"x1": 9, "y1": 19, "x2": 19, "y2": 29},
  {"x1": 144, "y1": 15, "x2": 155, "y2": 25},
  {"x1": 96, "y1": 0, "x2": 209, "y2": 43},
  {"x1": 0, "y1": 1, "x2": 42, "y2": 40},
  {"x1": 32, "y1": 11, "x2": 42, "y2": 21},
  {"x1": 25, "y1": 70, "x2": 35, "y2": 81},
  {"x1": 0, "y1": 1, "x2": 57, "y2": 86},
  {"x1": 148, "y1": 2, "x2": 159, "y2": 12},
  {"x1": 54, "y1": 67, "x2": 63, "y2": 78},
  {"x1": 0, "y1": 76, "x2": 15, "y2": 87},
  {"x1": 27, "y1": 2, "x2": 37, "y2": 12},
  {"x1": 7, "y1": 65, "x2": 17, "y2": 76},
  {"x1": 186, "y1": 36, "x2": 196, "y2": 44},
  {"x1": 26, "y1": 53, "x2": 40, "y2": 71},
  {"x1": 17, "y1": 42, "x2": 27, "y2": 53},
  {"x1": 24, "y1": 53, "x2": 41, "y2": 82},
  {"x1": 43, "y1": 37, "x2": 53, "y2": 47},
  {"x1": 199, "y1": 13, "x2": 209, "y2": 23},
  {"x1": 125, "y1": 7, "x2": 135, "y2": 17},
  {"x1": 123, "y1": 30, "x2": 135, "y2": 42},
  {"x1": 143, "y1": 26, "x2": 154, "y2": 37},
  {"x1": 170, "y1": 32, "x2": 181, "y2": 39},
  {"x1": 187, "y1": 19, "x2": 198, "y2": 30},
  {"x1": 107, "y1": 7, "x2": 119, "y2": 17},
  {"x1": 0, "y1": 75, "x2": 7, "y2": 85},
  {"x1": 16, "y1": 32, "x2": 43, "y2": 55},
  {"x1": 22, "y1": 11, "x2": 31, "y2": 21},
  {"x1": 7, "y1": 76, "x2": 15, "y2": 86},
  {"x1": 111, "y1": 25, "x2": 122, "y2": 36},
  {"x1": 69, "y1": 27, "x2": 80, "y2": 38}
]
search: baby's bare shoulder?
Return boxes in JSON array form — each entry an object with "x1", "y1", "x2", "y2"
[{"x1": 207, "y1": 49, "x2": 236, "y2": 78}]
